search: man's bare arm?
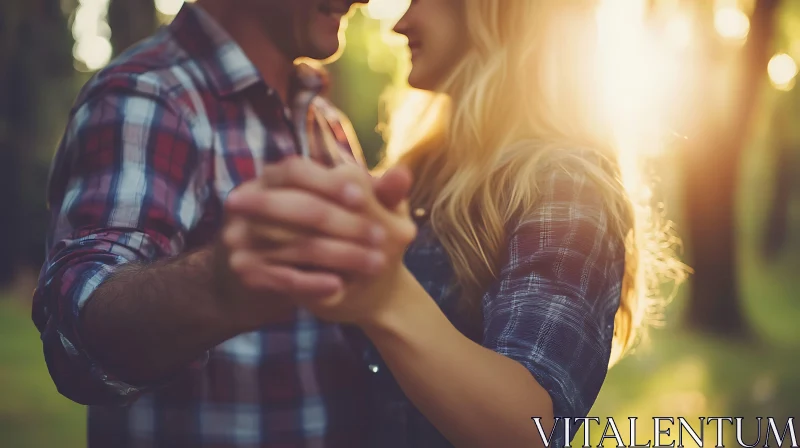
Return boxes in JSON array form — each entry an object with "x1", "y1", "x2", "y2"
[
  {"x1": 80, "y1": 159, "x2": 409, "y2": 385},
  {"x1": 81, "y1": 245, "x2": 262, "y2": 385}
]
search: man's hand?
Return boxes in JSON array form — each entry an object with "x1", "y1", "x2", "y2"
[
  {"x1": 215, "y1": 156, "x2": 413, "y2": 329},
  {"x1": 292, "y1": 164, "x2": 419, "y2": 326}
]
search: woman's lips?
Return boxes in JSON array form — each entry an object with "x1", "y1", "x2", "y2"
[{"x1": 408, "y1": 42, "x2": 421, "y2": 58}]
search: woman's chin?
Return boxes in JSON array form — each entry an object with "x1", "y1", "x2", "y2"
[{"x1": 407, "y1": 71, "x2": 436, "y2": 92}]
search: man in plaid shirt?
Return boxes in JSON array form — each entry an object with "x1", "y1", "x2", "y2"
[{"x1": 32, "y1": 0, "x2": 403, "y2": 446}]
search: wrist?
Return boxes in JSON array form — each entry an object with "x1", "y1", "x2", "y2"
[
  {"x1": 205, "y1": 244, "x2": 259, "y2": 332},
  {"x1": 208, "y1": 241, "x2": 297, "y2": 331},
  {"x1": 359, "y1": 267, "x2": 431, "y2": 338}
]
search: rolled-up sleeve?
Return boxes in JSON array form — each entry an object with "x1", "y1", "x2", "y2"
[
  {"x1": 31, "y1": 77, "x2": 208, "y2": 406},
  {"x1": 481, "y1": 165, "x2": 626, "y2": 447}
]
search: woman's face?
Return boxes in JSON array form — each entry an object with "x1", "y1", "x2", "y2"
[{"x1": 393, "y1": 0, "x2": 468, "y2": 91}]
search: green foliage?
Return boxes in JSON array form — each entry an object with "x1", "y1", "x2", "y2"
[
  {"x1": 778, "y1": 0, "x2": 800, "y2": 50},
  {"x1": 0, "y1": 300, "x2": 85, "y2": 448},
  {"x1": 328, "y1": 11, "x2": 399, "y2": 167}
]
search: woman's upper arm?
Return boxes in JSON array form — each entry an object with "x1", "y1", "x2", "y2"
[{"x1": 481, "y1": 166, "x2": 626, "y2": 434}]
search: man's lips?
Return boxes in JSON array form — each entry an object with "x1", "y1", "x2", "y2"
[
  {"x1": 318, "y1": 2, "x2": 347, "y2": 32},
  {"x1": 318, "y1": 3, "x2": 350, "y2": 16},
  {"x1": 317, "y1": 4, "x2": 345, "y2": 32}
]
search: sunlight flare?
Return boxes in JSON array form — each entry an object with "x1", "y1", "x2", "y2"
[
  {"x1": 714, "y1": 6, "x2": 751, "y2": 41},
  {"x1": 768, "y1": 53, "x2": 798, "y2": 91},
  {"x1": 72, "y1": 0, "x2": 112, "y2": 71},
  {"x1": 365, "y1": 0, "x2": 411, "y2": 22},
  {"x1": 155, "y1": 0, "x2": 186, "y2": 16}
]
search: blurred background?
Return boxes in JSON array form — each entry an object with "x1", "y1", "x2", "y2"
[{"x1": 1, "y1": 0, "x2": 798, "y2": 446}]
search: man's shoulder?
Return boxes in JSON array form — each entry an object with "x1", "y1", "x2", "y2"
[{"x1": 75, "y1": 28, "x2": 211, "y2": 118}]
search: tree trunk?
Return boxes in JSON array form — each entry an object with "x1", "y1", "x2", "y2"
[
  {"x1": 682, "y1": 0, "x2": 780, "y2": 337},
  {"x1": 0, "y1": 0, "x2": 74, "y2": 288},
  {"x1": 108, "y1": 0, "x2": 157, "y2": 56},
  {"x1": 0, "y1": 117, "x2": 19, "y2": 287},
  {"x1": 762, "y1": 143, "x2": 793, "y2": 258},
  {"x1": 761, "y1": 87, "x2": 799, "y2": 259}
]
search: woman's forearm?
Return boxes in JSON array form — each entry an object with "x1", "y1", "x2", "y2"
[{"x1": 362, "y1": 268, "x2": 556, "y2": 448}]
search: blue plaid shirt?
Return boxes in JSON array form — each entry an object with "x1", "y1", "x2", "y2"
[
  {"x1": 33, "y1": 3, "x2": 624, "y2": 447},
  {"x1": 352, "y1": 155, "x2": 625, "y2": 447}
]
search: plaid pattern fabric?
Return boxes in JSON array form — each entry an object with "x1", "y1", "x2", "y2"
[
  {"x1": 33, "y1": 4, "x2": 370, "y2": 447},
  {"x1": 32, "y1": 2, "x2": 625, "y2": 446},
  {"x1": 352, "y1": 158, "x2": 626, "y2": 448},
  {"x1": 482, "y1": 163, "x2": 625, "y2": 447}
]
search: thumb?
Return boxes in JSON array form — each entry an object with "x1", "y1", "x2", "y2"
[{"x1": 372, "y1": 166, "x2": 413, "y2": 211}]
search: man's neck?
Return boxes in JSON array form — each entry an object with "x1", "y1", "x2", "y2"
[{"x1": 196, "y1": 0, "x2": 295, "y2": 104}]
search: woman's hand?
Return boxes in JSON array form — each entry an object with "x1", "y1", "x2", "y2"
[{"x1": 293, "y1": 163, "x2": 419, "y2": 326}]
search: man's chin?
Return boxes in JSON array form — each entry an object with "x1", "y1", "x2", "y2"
[{"x1": 308, "y1": 42, "x2": 344, "y2": 63}]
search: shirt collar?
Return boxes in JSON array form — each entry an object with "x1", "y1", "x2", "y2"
[{"x1": 169, "y1": 3, "x2": 327, "y2": 99}]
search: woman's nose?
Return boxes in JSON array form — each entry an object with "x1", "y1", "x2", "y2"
[{"x1": 392, "y1": 16, "x2": 410, "y2": 36}]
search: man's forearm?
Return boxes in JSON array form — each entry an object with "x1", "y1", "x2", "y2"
[{"x1": 80, "y1": 247, "x2": 291, "y2": 385}]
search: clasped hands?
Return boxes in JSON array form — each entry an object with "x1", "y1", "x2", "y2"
[{"x1": 214, "y1": 156, "x2": 419, "y2": 330}]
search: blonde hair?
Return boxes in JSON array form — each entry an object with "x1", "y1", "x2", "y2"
[{"x1": 378, "y1": 0, "x2": 688, "y2": 366}]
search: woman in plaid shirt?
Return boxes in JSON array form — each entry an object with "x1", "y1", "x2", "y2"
[{"x1": 236, "y1": 0, "x2": 687, "y2": 446}]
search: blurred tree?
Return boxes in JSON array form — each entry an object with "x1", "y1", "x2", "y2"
[
  {"x1": 0, "y1": 2, "x2": 20, "y2": 286},
  {"x1": 762, "y1": 2, "x2": 800, "y2": 259},
  {"x1": 107, "y1": 0, "x2": 157, "y2": 56},
  {"x1": 328, "y1": 11, "x2": 396, "y2": 166},
  {"x1": 680, "y1": 0, "x2": 781, "y2": 337},
  {"x1": 762, "y1": 120, "x2": 793, "y2": 259},
  {"x1": 0, "y1": 0, "x2": 74, "y2": 287},
  {"x1": 0, "y1": 0, "x2": 157, "y2": 288}
]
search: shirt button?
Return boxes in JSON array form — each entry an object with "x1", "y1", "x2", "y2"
[{"x1": 368, "y1": 364, "x2": 380, "y2": 373}]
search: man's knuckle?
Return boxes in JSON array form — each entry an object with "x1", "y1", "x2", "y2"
[
  {"x1": 257, "y1": 227, "x2": 279, "y2": 246},
  {"x1": 259, "y1": 191, "x2": 280, "y2": 215},
  {"x1": 361, "y1": 219, "x2": 378, "y2": 238},
  {"x1": 309, "y1": 238, "x2": 335, "y2": 261},
  {"x1": 309, "y1": 204, "x2": 332, "y2": 225},
  {"x1": 283, "y1": 157, "x2": 306, "y2": 181},
  {"x1": 240, "y1": 273, "x2": 260, "y2": 291},
  {"x1": 302, "y1": 239, "x2": 321, "y2": 259},
  {"x1": 221, "y1": 228, "x2": 237, "y2": 248},
  {"x1": 335, "y1": 162, "x2": 361, "y2": 178},
  {"x1": 223, "y1": 222, "x2": 246, "y2": 248},
  {"x1": 277, "y1": 270, "x2": 301, "y2": 293},
  {"x1": 228, "y1": 253, "x2": 248, "y2": 276},
  {"x1": 253, "y1": 266, "x2": 279, "y2": 291}
]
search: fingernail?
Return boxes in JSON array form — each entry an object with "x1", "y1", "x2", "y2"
[
  {"x1": 320, "y1": 276, "x2": 343, "y2": 293},
  {"x1": 370, "y1": 225, "x2": 386, "y2": 245},
  {"x1": 367, "y1": 252, "x2": 386, "y2": 273},
  {"x1": 342, "y1": 183, "x2": 364, "y2": 207}
]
